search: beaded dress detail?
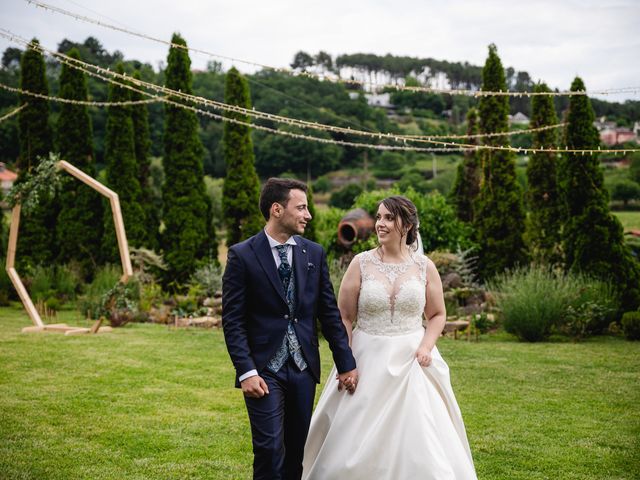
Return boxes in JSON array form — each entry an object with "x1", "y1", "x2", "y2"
[{"x1": 356, "y1": 250, "x2": 427, "y2": 336}]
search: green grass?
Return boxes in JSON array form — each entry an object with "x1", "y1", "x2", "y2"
[
  {"x1": 1, "y1": 306, "x2": 639, "y2": 479},
  {"x1": 614, "y1": 210, "x2": 640, "y2": 231}
]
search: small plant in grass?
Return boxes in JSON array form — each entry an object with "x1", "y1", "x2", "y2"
[
  {"x1": 490, "y1": 266, "x2": 619, "y2": 342},
  {"x1": 621, "y1": 311, "x2": 640, "y2": 340},
  {"x1": 471, "y1": 312, "x2": 491, "y2": 335},
  {"x1": 98, "y1": 279, "x2": 141, "y2": 327},
  {"x1": 562, "y1": 302, "x2": 615, "y2": 341}
]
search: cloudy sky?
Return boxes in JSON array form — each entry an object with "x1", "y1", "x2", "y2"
[{"x1": 2, "y1": 0, "x2": 639, "y2": 100}]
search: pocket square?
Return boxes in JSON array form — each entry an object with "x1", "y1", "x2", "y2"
[{"x1": 307, "y1": 262, "x2": 315, "y2": 270}]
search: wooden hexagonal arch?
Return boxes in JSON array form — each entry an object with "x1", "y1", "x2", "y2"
[{"x1": 6, "y1": 160, "x2": 133, "y2": 335}]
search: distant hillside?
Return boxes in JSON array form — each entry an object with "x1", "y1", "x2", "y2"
[{"x1": 1, "y1": 39, "x2": 638, "y2": 178}]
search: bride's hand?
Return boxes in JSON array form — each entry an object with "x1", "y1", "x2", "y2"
[{"x1": 415, "y1": 346, "x2": 433, "y2": 367}]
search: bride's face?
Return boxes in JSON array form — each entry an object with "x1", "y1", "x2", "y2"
[{"x1": 375, "y1": 203, "x2": 404, "y2": 246}]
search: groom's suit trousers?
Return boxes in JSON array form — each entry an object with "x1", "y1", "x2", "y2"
[{"x1": 244, "y1": 356, "x2": 316, "y2": 480}]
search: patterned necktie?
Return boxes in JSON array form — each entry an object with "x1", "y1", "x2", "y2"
[
  {"x1": 275, "y1": 245, "x2": 292, "y2": 294},
  {"x1": 267, "y1": 244, "x2": 307, "y2": 373}
]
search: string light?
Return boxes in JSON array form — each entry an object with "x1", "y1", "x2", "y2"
[
  {"x1": 2, "y1": 30, "x2": 639, "y2": 156},
  {"x1": 23, "y1": 0, "x2": 640, "y2": 98},
  {"x1": 0, "y1": 82, "x2": 566, "y2": 141},
  {"x1": 405, "y1": 123, "x2": 567, "y2": 141},
  {"x1": 0, "y1": 83, "x2": 163, "y2": 106},
  {"x1": 0, "y1": 103, "x2": 27, "y2": 123}
]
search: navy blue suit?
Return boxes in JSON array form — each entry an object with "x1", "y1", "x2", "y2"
[{"x1": 222, "y1": 230, "x2": 356, "y2": 479}]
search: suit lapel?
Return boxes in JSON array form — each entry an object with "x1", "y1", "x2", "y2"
[
  {"x1": 251, "y1": 230, "x2": 287, "y2": 303},
  {"x1": 292, "y1": 236, "x2": 308, "y2": 312}
]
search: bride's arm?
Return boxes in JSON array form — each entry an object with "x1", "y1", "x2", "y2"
[
  {"x1": 416, "y1": 258, "x2": 446, "y2": 366},
  {"x1": 337, "y1": 256, "x2": 361, "y2": 346}
]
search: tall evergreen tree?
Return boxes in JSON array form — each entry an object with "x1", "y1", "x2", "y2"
[
  {"x1": 102, "y1": 63, "x2": 146, "y2": 261},
  {"x1": 162, "y1": 34, "x2": 214, "y2": 285},
  {"x1": 222, "y1": 67, "x2": 263, "y2": 246},
  {"x1": 559, "y1": 77, "x2": 640, "y2": 311},
  {"x1": 16, "y1": 39, "x2": 57, "y2": 267},
  {"x1": 450, "y1": 108, "x2": 480, "y2": 222},
  {"x1": 56, "y1": 48, "x2": 104, "y2": 272},
  {"x1": 131, "y1": 70, "x2": 160, "y2": 250},
  {"x1": 473, "y1": 44, "x2": 527, "y2": 280},
  {"x1": 525, "y1": 83, "x2": 563, "y2": 265},
  {"x1": 18, "y1": 39, "x2": 52, "y2": 171}
]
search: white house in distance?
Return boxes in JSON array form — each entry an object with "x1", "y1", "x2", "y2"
[
  {"x1": 0, "y1": 162, "x2": 17, "y2": 196},
  {"x1": 508, "y1": 112, "x2": 530, "y2": 125},
  {"x1": 349, "y1": 92, "x2": 396, "y2": 114}
]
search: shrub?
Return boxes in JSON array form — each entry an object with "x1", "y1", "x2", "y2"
[
  {"x1": 610, "y1": 179, "x2": 640, "y2": 207},
  {"x1": 0, "y1": 266, "x2": 14, "y2": 305},
  {"x1": 314, "y1": 206, "x2": 347, "y2": 254},
  {"x1": 621, "y1": 311, "x2": 640, "y2": 340},
  {"x1": 490, "y1": 266, "x2": 619, "y2": 342},
  {"x1": 329, "y1": 183, "x2": 363, "y2": 209},
  {"x1": 313, "y1": 175, "x2": 331, "y2": 193},
  {"x1": 490, "y1": 267, "x2": 565, "y2": 341},
  {"x1": 138, "y1": 281, "x2": 163, "y2": 315},
  {"x1": 29, "y1": 265, "x2": 55, "y2": 302},
  {"x1": 563, "y1": 278, "x2": 618, "y2": 335},
  {"x1": 99, "y1": 279, "x2": 141, "y2": 327},
  {"x1": 53, "y1": 264, "x2": 81, "y2": 301},
  {"x1": 77, "y1": 265, "x2": 122, "y2": 319},
  {"x1": 189, "y1": 261, "x2": 223, "y2": 298}
]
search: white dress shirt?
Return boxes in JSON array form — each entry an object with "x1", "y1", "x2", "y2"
[{"x1": 239, "y1": 231, "x2": 297, "y2": 382}]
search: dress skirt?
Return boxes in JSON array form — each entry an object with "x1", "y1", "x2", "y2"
[{"x1": 302, "y1": 327, "x2": 477, "y2": 480}]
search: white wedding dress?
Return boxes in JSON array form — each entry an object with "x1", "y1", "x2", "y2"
[{"x1": 302, "y1": 250, "x2": 477, "y2": 479}]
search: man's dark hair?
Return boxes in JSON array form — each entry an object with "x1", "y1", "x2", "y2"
[{"x1": 259, "y1": 177, "x2": 308, "y2": 220}]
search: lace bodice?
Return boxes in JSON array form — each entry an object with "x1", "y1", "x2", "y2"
[{"x1": 355, "y1": 249, "x2": 427, "y2": 336}]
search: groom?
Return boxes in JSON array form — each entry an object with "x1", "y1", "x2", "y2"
[{"x1": 222, "y1": 178, "x2": 358, "y2": 480}]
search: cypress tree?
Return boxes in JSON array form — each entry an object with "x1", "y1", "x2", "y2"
[
  {"x1": 559, "y1": 77, "x2": 640, "y2": 310},
  {"x1": 102, "y1": 63, "x2": 146, "y2": 261},
  {"x1": 450, "y1": 108, "x2": 480, "y2": 222},
  {"x1": 222, "y1": 67, "x2": 263, "y2": 247},
  {"x1": 18, "y1": 39, "x2": 52, "y2": 171},
  {"x1": 16, "y1": 39, "x2": 57, "y2": 267},
  {"x1": 473, "y1": 44, "x2": 527, "y2": 280},
  {"x1": 131, "y1": 70, "x2": 160, "y2": 250},
  {"x1": 162, "y1": 34, "x2": 214, "y2": 285},
  {"x1": 56, "y1": 48, "x2": 104, "y2": 272},
  {"x1": 525, "y1": 83, "x2": 563, "y2": 265}
]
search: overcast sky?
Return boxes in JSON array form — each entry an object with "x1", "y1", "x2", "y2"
[{"x1": 2, "y1": 0, "x2": 639, "y2": 101}]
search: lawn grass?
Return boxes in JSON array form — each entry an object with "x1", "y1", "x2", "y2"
[
  {"x1": 1, "y1": 306, "x2": 639, "y2": 479},
  {"x1": 614, "y1": 210, "x2": 640, "y2": 231}
]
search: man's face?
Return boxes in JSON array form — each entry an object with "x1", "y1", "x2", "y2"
[{"x1": 276, "y1": 189, "x2": 312, "y2": 236}]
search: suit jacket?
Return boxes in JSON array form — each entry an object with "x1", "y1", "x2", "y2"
[{"x1": 222, "y1": 230, "x2": 356, "y2": 386}]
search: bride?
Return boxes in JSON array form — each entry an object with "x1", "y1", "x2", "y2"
[{"x1": 302, "y1": 196, "x2": 477, "y2": 479}]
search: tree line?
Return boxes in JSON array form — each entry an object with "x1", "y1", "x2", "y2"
[{"x1": 0, "y1": 37, "x2": 638, "y2": 313}]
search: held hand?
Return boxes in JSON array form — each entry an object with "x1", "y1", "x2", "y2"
[
  {"x1": 240, "y1": 375, "x2": 270, "y2": 398},
  {"x1": 336, "y1": 368, "x2": 359, "y2": 394},
  {"x1": 416, "y1": 346, "x2": 433, "y2": 367}
]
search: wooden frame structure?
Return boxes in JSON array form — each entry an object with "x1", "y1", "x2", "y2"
[{"x1": 6, "y1": 160, "x2": 133, "y2": 335}]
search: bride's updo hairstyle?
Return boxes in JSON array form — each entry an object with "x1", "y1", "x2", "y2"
[{"x1": 379, "y1": 196, "x2": 419, "y2": 249}]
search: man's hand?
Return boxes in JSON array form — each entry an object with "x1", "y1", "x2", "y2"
[
  {"x1": 336, "y1": 368, "x2": 359, "y2": 394},
  {"x1": 241, "y1": 375, "x2": 270, "y2": 398}
]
